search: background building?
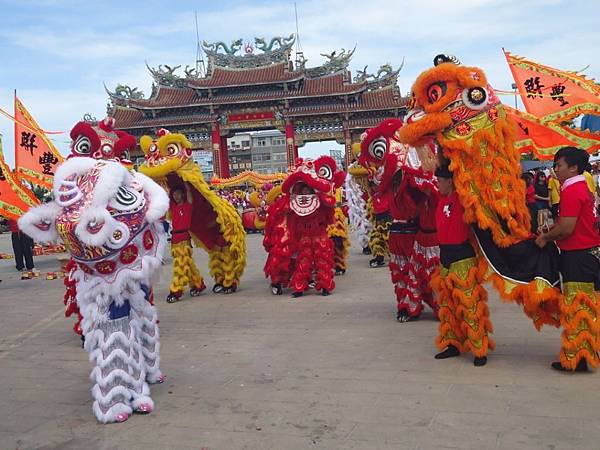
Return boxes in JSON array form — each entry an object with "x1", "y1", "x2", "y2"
[
  {"x1": 249, "y1": 131, "x2": 288, "y2": 174},
  {"x1": 227, "y1": 133, "x2": 253, "y2": 175},
  {"x1": 329, "y1": 149, "x2": 345, "y2": 171}
]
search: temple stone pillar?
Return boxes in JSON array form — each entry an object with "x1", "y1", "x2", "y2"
[
  {"x1": 343, "y1": 127, "x2": 352, "y2": 170},
  {"x1": 211, "y1": 121, "x2": 223, "y2": 178},
  {"x1": 220, "y1": 135, "x2": 230, "y2": 179},
  {"x1": 285, "y1": 119, "x2": 298, "y2": 169}
]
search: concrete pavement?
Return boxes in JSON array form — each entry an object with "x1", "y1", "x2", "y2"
[{"x1": 0, "y1": 232, "x2": 598, "y2": 450}]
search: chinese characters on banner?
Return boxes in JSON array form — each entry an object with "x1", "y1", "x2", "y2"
[
  {"x1": 14, "y1": 96, "x2": 64, "y2": 189},
  {"x1": 0, "y1": 135, "x2": 40, "y2": 220},
  {"x1": 504, "y1": 50, "x2": 600, "y2": 123}
]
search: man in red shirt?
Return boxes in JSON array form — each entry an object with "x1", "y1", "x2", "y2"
[
  {"x1": 536, "y1": 146, "x2": 600, "y2": 372},
  {"x1": 7, "y1": 218, "x2": 35, "y2": 272},
  {"x1": 166, "y1": 184, "x2": 205, "y2": 303},
  {"x1": 432, "y1": 165, "x2": 492, "y2": 367}
]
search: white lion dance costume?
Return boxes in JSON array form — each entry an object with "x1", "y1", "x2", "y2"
[
  {"x1": 359, "y1": 119, "x2": 440, "y2": 322},
  {"x1": 20, "y1": 158, "x2": 168, "y2": 423},
  {"x1": 345, "y1": 158, "x2": 373, "y2": 254}
]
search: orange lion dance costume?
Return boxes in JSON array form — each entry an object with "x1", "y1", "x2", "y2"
[
  {"x1": 264, "y1": 157, "x2": 344, "y2": 297},
  {"x1": 398, "y1": 55, "x2": 562, "y2": 365}
]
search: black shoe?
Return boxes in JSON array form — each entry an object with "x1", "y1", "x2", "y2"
[
  {"x1": 396, "y1": 310, "x2": 411, "y2": 322},
  {"x1": 212, "y1": 284, "x2": 224, "y2": 294},
  {"x1": 223, "y1": 286, "x2": 236, "y2": 294},
  {"x1": 551, "y1": 359, "x2": 589, "y2": 372},
  {"x1": 362, "y1": 247, "x2": 371, "y2": 255},
  {"x1": 474, "y1": 356, "x2": 487, "y2": 367},
  {"x1": 190, "y1": 285, "x2": 206, "y2": 297},
  {"x1": 271, "y1": 284, "x2": 283, "y2": 295},
  {"x1": 369, "y1": 257, "x2": 385, "y2": 268},
  {"x1": 321, "y1": 289, "x2": 330, "y2": 296},
  {"x1": 166, "y1": 293, "x2": 180, "y2": 303},
  {"x1": 292, "y1": 291, "x2": 303, "y2": 298},
  {"x1": 435, "y1": 345, "x2": 460, "y2": 359},
  {"x1": 335, "y1": 267, "x2": 345, "y2": 276}
]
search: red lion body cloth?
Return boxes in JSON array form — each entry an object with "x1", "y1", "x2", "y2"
[
  {"x1": 264, "y1": 157, "x2": 344, "y2": 297},
  {"x1": 360, "y1": 119, "x2": 440, "y2": 321}
]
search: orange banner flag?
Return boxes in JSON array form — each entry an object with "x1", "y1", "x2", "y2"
[
  {"x1": 14, "y1": 94, "x2": 64, "y2": 190},
  {"x1": 506, "y1": 105, "x2": 600, "y2": 160},
  {"x1": 0, "y1": 135, "x2": 40, "y2": 220},
  {"x1": 504, "y1": 50, "x2": 600, "y2": 123}
]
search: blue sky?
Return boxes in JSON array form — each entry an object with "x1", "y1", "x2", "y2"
[{"x1": 1, "y1": 0, "x2": 599, "y2": 166}]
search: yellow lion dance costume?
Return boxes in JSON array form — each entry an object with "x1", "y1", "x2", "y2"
[
  {"x1": 398, "y1": 55, "x2": 561, "y2": 365},
  {"x1": 327, "y1": 188, "x2": 350, "y2": 275},
  {"x1": 139, "y1": 129, "x2": 246, "y2": 299}
]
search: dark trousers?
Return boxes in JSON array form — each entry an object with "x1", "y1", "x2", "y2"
[{"x1": 12, "y1": 232, "x2": 34, "y2": 270}]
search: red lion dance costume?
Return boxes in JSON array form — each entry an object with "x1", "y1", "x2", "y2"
[
  {"x1": 63, "y1": 117, "x2": 137, "y2": 342},
  {"x1": 359, "y1": 119, "x2": 440, "y2": 322},
  {"x1": 264, "y1": 157, "x2": 344, "y2": 297}
]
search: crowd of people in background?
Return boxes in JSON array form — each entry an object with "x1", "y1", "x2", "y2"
[{"x1": 523, "y1": 162, "x2": 600, "y2": 233}]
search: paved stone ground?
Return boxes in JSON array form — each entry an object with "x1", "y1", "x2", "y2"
[{"x1": 0, "y1": 232, "x2": 599, "y2": 450}]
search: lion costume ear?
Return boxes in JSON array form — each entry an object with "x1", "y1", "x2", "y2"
[{"x1": 140, "y1": 135, "x2": 153, "y2": 155}]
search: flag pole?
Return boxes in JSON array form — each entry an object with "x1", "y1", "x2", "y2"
[{"x1": 13, "y1": 89, "x2": 18, "y2": 172}]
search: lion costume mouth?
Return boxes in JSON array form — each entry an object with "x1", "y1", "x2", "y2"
[
  {"x1": 399, "y1": 110, "x2": 453, "y2": 146},
  {"x1": 290, "y1": 193, "x2": 320, "y2": 216}
]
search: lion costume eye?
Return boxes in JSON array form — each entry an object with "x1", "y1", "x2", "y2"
[
  {"x1": 369, "y1": 138, "x2": 387, "y2": 160},
  {"x1": 73, "y1": 136, "x2": 91, "y2": 155},
  {"x1": 462, "y1": 87, "x2": 488, "y2": 110},
  {"x1": 427, "y1": 82, "x2": 447, "y2": 104},
  {"x1": 166, "y1": 144, "x2": 179, "y2": 156},
  {"x1": 318, "y1": 165, "x2": 333, "y2": 180},
  {"x1": 108, "y1": 186, "x2": 144, "y2": 212}
]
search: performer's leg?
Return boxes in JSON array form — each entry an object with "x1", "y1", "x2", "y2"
[
  {"x1": 432, "y1": 266, "x2": 464, "y2": 358},
  {"x1": 84, "y1": 304, "x2": 135, "y2": 423},
  {"x1": 556, "y1": 282, "x2": 600, "y2": 371},
  {"x1": 169, "y1": 241, "x2": 203, "y2": 300},
  {"x1": 186, "y1": 248, "x2": 205, "y2": 293},
  {"x1": 389, "y1": 233, "x2": 420, "y2": 321},
  {"x1": 290, "y1": 237, "x2": 314, "y2": 295},
  {"x1": 456, "y1": 257, "x2": 494, "y2": 364},
  {"x1": 413, "y1": 242, "x2": 440, "y2": 318},
  {"x1": 369, "y1": 214, "x2": 390, "y2": 267},
  {"x1": 134, "y1": 286, "x2": 164, "y2": 384},
  {"x1": 314, "y1": 235, "x2": 335, "y2": 294},
  {"x1": 11, "y1": 232, "x2": 24, "y2": 271},
  {"x1": 21, "y1": 233, "x2": 35, "y2": 270}
]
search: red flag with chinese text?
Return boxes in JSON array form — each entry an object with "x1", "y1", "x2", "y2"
[
  {"x1": 14, "y1": 95, "x2": 64, "y2": 189},
  {"x1": 504, "y1": 50, "x2": 600, "y2": 123},
  {"x1": 506, "y1": 105, "x2": 600, "y2": 159},
  {"x1": 0, "y1": 135, "x2": 40, "y2": 220}
]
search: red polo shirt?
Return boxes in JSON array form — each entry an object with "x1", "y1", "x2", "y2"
[
  {"x1": 436, "y1": 191, "x2": 469, "y2": 245},
  {"x1": 7, "y1": 219, "x2": 19, "y2": 233},
  {"x1": 557, "y1": 177, "x2": 600, "y2": 251},
  {"x1": 170, "y1": 202, "x2": 192, "y2": 244}
]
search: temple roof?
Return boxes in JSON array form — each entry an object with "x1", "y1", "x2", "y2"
[
  {"x1": 188, "y1": 62, "x2": 304, "y2": 88},
  {"x1": 108, "y1": 35, "x2": 406, "y2": 131}
]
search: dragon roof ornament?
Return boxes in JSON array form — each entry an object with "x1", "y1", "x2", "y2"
[
  {"x1": 353, "y1": 58, "x2": 404, "y2": 89},
  {"x1": 305, "y1": 46, "x2": 356, "y2": 78},
  {"x1": 145, "y1": 63, "x2": 187, "y2": 87},
  {"x1": 201, "y1": 35, "x2": 295, "y2": 70}
]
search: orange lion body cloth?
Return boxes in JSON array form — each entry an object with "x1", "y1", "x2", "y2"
[{"x1": 398, "y1": 56, "x2": 562, "y2": 363}]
